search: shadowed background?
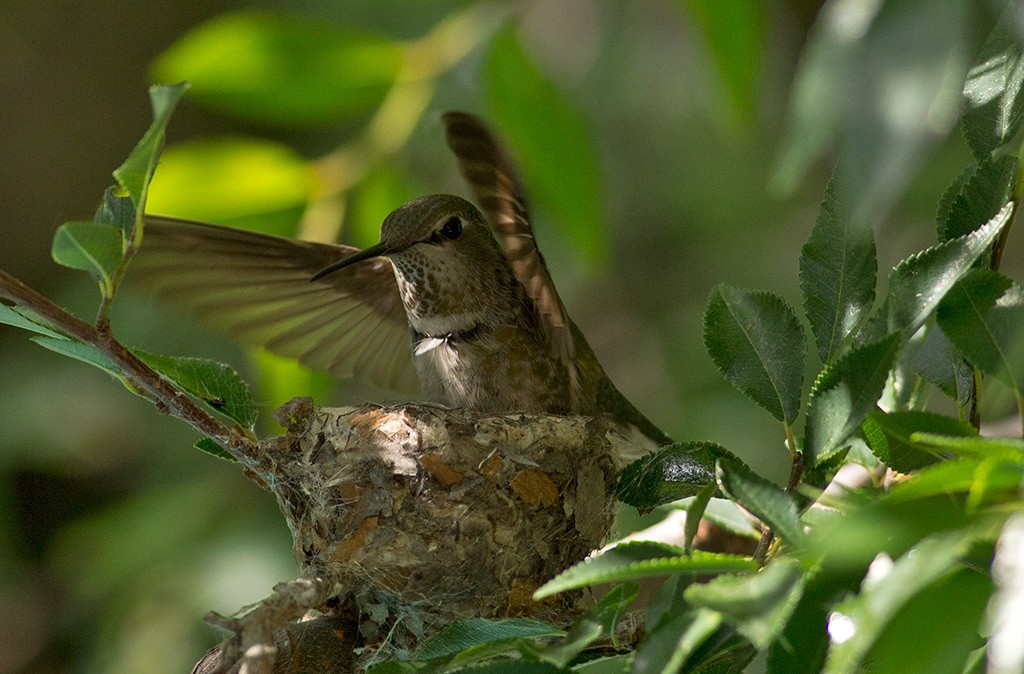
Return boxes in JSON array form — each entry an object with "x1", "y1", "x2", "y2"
[{"x1": 1, "y1": 1, "x2": 1019, "y2": 671}]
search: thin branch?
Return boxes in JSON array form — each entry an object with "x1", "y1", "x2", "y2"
[{"x1": 0, "y1": 268, "x2": 265, "y2": 470}]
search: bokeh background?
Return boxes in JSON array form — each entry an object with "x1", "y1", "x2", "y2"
[{"x1": 2, "y1": 0, "x2": 1021, "y2": 671}]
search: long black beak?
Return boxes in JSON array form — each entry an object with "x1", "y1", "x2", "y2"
[{"x1": 311, "y1": 242, "x2": 391, "y2": 281}]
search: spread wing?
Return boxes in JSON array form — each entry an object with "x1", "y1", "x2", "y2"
[
  {"x1": 131, "y1": 216, "x2": 420, "y2": 394},
  {"x1": 442, "y1": 112, "x2": 576, "y2": 367}
]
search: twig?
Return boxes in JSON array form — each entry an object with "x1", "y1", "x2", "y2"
[{"x1": 0, "y1": 268, "x2": 264, "y2": 470}]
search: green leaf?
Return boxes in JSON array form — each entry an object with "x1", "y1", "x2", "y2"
[
  {"x1": 684, "y1": 482, "x2": 717, "y2": 554},
  {"x1": 614, "y1": 441, "x2": 742, "y2": 511},
  {"x1": 887, "y1": 202, "x2": 1012, "y2": 335},
  {"x1": 861, "y1": 410, "x2": 977, "y2": 473},
  {"x1": 93, "y1": 186, "x2": 136, "y2": 236},
  {"x1": 485, "y1": 27, "x2": 605, "y2": 264},
  {"x1": 150, "y1": 12, "x2": 401, "y2": 127},
  {"x1": 416, "y1": 618, "x2": 562, "y2": 662},
  {"x1": 805, "y1": 333, "x2": 901, "y2": 466},
  {"x1": 937, "y1": 270, "x2": 1024, "y2": 394},
  {"x1": 936, "y1": 156, "x2": 1017, "y2": 242},
  {"x1": 541, "y1": 584, "x2": 637, "y2": 668},
  {"x1": 799, "y1": 176, "x2": 877, "y2": 364},
  {"x1": 962, "y1": 11, "x2": 1024, "y2": 161},
  {"x1": 908, "y1": 432, "x2": 1024, "y2": 457},
  {"x1": 715, "y1": 458, "x2": 805, "y2": 549},
  {"x1": 30, "y1": 336, "x2": 119, "y2": 378},
  {"x1": 146, "y1": 136, "x2": 315, "y2": 231},
  {"x1": 821, "y1": 533, "x2": 979, "y2": 674},
  {"x1": 631, "y1": 609, "x2": 722, "y2": 674},
  {"x1": 0, "y1": 305, "x2": 66, "y2": 339},
  {"x1": 684, "y1": 557, "x2": 804, "y2": 648},
  {"x1": 193, "y1": 437, "x2": 237, "y2": 463},
  {"x1": 534, "y1": 542, "x2": 756, "y2": 600},
  {"x1": 450, "y1": 663, "x2": 566, "y2": 674},
  {"x1": 765, "y1": 576, "x2": 833, "y2": 674},
  {"x1": 113, "y1": 83, "x2": 189, "y2": 210},
  {"x1": 51, "y1": 221, "x2": 123, "y2": 295},
  {"x1": 909, "y1": 322, "x2": 973, "y2": 406},
  {"x1": 679, "y1": 0, "x2": 764, "y2": 122},
  {"x1": 773, "y1": 0, "x2": 969, "y2": 226},
  {"x1": 135, "y1": 351, "x2": 259, "y2": 428},
  {"x1": 704, "y1": 285, "x2": 806, "y2": 423}
]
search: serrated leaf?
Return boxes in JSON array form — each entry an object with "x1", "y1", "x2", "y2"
[
  {"x1": 888, "y1": 202, "x2": 1012, "y2": 335},
  {"x1": 193, "y1": 437, "x2": 237, "y2": 462},
  {"x1": 822, "y1": 532, "x2": 978, "y2": 674},
  {"x1": 632, "y1": 609, "x2": 722, "y2": 674},
  {"x1": 534, "y1": 542, "x2": 756, "y2": 600},
  {"x1": 31, "y1": 336, "x2": 120, "y2": 377},
  {"x1": 114, "y1": 83, "x2": 189, "y2": 210},
  {"x1": 415, "y1": 618, "x2": 561, "y2": 662},
  {"x1": 861, "y1": 410, "x2": 977, "y2": 473},
  {"x1": 937, "y1": 156, "x2": 1017, "y2": 242},
  {"x1": 151, "y1": 12, "x2": 401, "y2": 127},
  {"x1": 704, "y1": 285, "x2": 806, "y2": 423},
  {"x1": 93, "y1": 186, "x2": 136, "y2": 236},
  {"x1": 715, "y1": 458, "x2": 805, "y2": 548},
  {"x1": 799, "y1": 177, "x2": 877, "y2": 364},
  {"x1": 0, "y1": 305, "x2": 66, "y2": 339},
  {"x1": 135, "y1": 351, "x2": 259, "y2": 428},
  {"x1": 540, "y1": 584, "x2": 637, "y2": 668},
  {"x1": 805, "y1": 333, "x2": 901, "y2": 466},
  {"x1": 51, "y1": 221, "x2": 123, "y2": 295},
  {"x1": 909, "y1": 321, "x2": 974, "y2": 406},
  {"x1": 614, "y1": 441, "x2": 742, "y2": 511},
  {"x1": 937, "y1": 269, "x2": 1024, "y2": 395},
  {"x1": 962, "y1": 11, "x2": 1024, "y2": 161},
  {"x1": 485, "y1": 27, "x2": 605, "y2": 263},
  {"x1": 684, "y1": 557, "x2": 804, "y2": 648}
]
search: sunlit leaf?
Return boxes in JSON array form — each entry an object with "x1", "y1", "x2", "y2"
[
  {"x1": 534, "y1": 542, "x2": 756, "y2": 599},
  {"x1": 800, "y1": 177, "x2": 877, "y2": 364},
  {"x1": 861, "y1": 410, "x2": 977, "y2": 473},
  {"x1": 937, "y1": 269, "x2": 1024, "y2": 395},
  {"x1": 51, "y1": 221, "x2": 123, "y2": 295},
  {"x1": 704, "y1": 284, "x2": 806, "y2": 423},
  {"x1": 936, "y1": 155, "x2": 1017, "y2": 242},
  {"x1": 485, "y1": 27, "x2": 605, "y2": 263},
  {"x1": 888, "y1": 203, "x2": 1011, "y2": 335},
  {"x1": 716, "y1": 458, "x2": 805, "y2": 548},
  {"x1": 114, "y1": 83, "x2": 189, "y2": 210},
  {"x1": 805, "y1": 333, "x2": 900, "y2": 466},
  {"x1": 962, "y1": 11, "x2": 1024, "y2": 160},
  {"x1": 136, "y1": 351, "x2": 259, "y2": 428},
  {"x1": 614, "y1": 441, "x2": 742, "y2": 511},
  {"x1": 685, "y1": 557, "x2": 804, "y2": 648},
  {"x1": 151, "y1": 12, "x2": 402, "y2": 127}
]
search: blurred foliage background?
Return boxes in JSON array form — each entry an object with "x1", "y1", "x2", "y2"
[{"x1": 2, "y1": 0, "x2": 1022, "y2": 671}]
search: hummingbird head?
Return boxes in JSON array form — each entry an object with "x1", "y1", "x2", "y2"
[{"x1": 312, "y1": 194, "x2": 524, "y2": 333}]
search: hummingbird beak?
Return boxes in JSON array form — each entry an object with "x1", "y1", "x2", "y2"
[{"x1": 311, "y1": 242, "x2": 392, "y2": 281}]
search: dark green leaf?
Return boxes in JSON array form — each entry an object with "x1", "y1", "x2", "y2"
[
  {"x1": 135, "y1": 351, "x2": 259, "y2": 428},
  {"x1": 704, "y1": 285, "x2": 806, "y2": 423},
  {"x1": 93, "y1": 186, "x2": 136, "y2": 236},
  {"x1": 684, "y1": 557, "x2": 804, "y2": 648},
  {"x1": 450, "y1": 663, "x2": 566, "y2": 674},
  {"x1": 193, "y1": 437, "x2": 237, "y2": 462},
  {"x1": 765, "y1": 576, "x2": 834, "y2": 674},
  {"x1": 937, "y1": 269, "x2": 1024, "y2": 394},
  {"x1": 485, "y1": 27, "x2": 606, "y2": 263},
  {"x1": 0, "y1": 305, "x2": 66, "y2": 339},
  {"x1": 615, "y1": 441, "x2": 742, "y2": 511},
  {"x1": 804, "y1": 333, "x2": 901, "y2": 466},
  {"x1": 888, "y1": 202, "x2": 1012, "y2": 335},
  {"x1": 821, "y1": 533, "x2": 977, "y2": 674},
  {"x1": 685, "y1": 482, "x2": 717, "y2": 554},
  {"x1": 51, "y1": 221, "x2": 123, "y2": 295},
  {"x1": 540, "y1": 584, "x2": 637, "y2": 667},
  {"x1": 715, "y1": 458, "x2": 804, "y2": 548},
  {"x1": 861, "y1": 410, "x2": 977, "y2": 473},
  {"x1": 680, "y1": 0, "x2": 764, "y2": 122},
  {"x1": 909, "y1": 322, "x2": 974, "y2": 406},
  {"x1": 416, "y1": 618, "x2": 562, "y2": 661},
  {"x1": 962, "y1": 12, "x2": 1024, "y2": 160},
  {"x1": 534, "y1": 542, "x2": 756, "y2": 599},
  {"x1": 30, "y1": 336, "x2": 119, "y2": 377},
  {"x1": 937, "y1": 156, "x2": 1017, "y2": 242},
  {"x1": 799, "y1": 177, "x2": 877, "y2": 364},
  {"x1": 113, "y1": 83, "x2": 189, "y2": 209},
  {"x1": 151, "y1": 13, "x2": 401, "y2": 127},
  {"x1": 631, "y1": 609, "x2": 721, "y2": 674}
]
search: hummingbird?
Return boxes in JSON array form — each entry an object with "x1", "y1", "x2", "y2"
[{"x1": 135, "y1": 113, "x2": 669, "y2": 446}]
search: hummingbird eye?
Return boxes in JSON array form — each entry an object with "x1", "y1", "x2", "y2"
[{"x1": 434, "y1": 216, "x2": 463, "y2": 243}]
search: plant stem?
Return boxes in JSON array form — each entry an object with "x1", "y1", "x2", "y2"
[{"x1": 0, "y1": 268, "x2": 265, "y2": 471}]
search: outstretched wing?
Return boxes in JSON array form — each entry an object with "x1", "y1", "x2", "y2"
[
  {"x1": 131, "y1": 216, "x2": 420, "y2": 394},
  {"x1": 442, "y1": 112, "x2": 576, "y2": 367}
]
